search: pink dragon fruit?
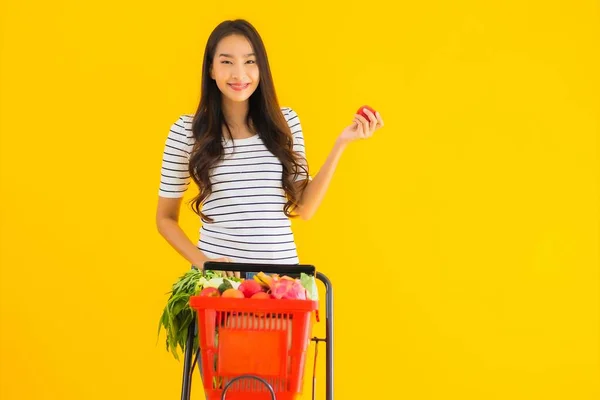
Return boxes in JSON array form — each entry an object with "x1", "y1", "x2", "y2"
[{"x1": 269, "y1": 277, "x2": 307, "y2": 300}]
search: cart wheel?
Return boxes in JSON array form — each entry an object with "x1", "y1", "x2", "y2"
[{"x1": 220, "y1": 375, "x2": 276, "y2": 400}]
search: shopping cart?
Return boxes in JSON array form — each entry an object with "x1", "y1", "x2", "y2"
[{"x1": 179, "y1": 262, "x2": 334, "y2": 400}]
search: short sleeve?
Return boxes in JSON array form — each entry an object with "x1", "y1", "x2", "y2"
[
  {"x1": 158, "y1": 115, "x2": 194, "y2": 198},
  {"x1": 283, "y1": 107, "x2": 312, "y2": 182}
]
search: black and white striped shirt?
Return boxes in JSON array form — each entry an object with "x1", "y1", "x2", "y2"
[{"x1": 158, "y1": 107, "x2": 310, "y2": 264}]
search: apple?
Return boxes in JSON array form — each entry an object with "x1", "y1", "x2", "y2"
[
  {"x1": 199, "y1": 287, "x2": 220, "y2": 297},
  {"x1": 357, "y1": 105, "x2": 377, "y2": 122},
  {"x1": 239, "y1": 279, "x2": 264, "y2": 298}
]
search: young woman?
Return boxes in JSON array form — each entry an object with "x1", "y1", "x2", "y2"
[{"x1": 156, "y1": 19, "x2": 384, "y2": 278}]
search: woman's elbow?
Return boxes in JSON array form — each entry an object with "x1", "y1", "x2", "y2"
[
  {"x1": 296, "y1": 207, "x2": 314, "y2": 221},
  {"x1": 156, "y1": 214, "x2": 176, "y2": 235},
  {"x1": 156, "y1": 216, "x2": 166, "y2": 235}
]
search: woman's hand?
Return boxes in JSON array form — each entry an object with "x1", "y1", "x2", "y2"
[
  {"x1": 203, "y1": 257, "x2": 240, "y2": 279},
  {"x1": 337, "y1": 108, "x2": 384, "y2": 146}
]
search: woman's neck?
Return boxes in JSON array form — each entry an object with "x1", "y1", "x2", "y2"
[{"x1": 222, "y1": 99, "x2": 253, "y2": 139}]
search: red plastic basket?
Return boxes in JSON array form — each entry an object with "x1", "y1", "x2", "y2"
[{"x1": 189, "y1": 296, "x2": 319, "y2": 400}]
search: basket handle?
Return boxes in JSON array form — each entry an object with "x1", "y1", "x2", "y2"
[{"x1": 201, "y1": 261, "x2": 317, "y2": 276}]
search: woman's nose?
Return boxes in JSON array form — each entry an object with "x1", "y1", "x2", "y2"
[{"x1": 232, "y1": 64, "x2": 246, "y2": 80}]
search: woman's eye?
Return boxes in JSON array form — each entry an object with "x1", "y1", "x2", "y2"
[{"x1": 219, "y1": 60, "x2": 255, "y2": 65}]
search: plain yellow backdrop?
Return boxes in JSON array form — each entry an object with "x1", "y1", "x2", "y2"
[{"x1": 1, "y1": 0, "x2": 598, "y2": 399}]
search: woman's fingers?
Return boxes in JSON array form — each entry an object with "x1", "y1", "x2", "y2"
[
  {"x1": 212, "y1": 257, "x2": 233, "y2": 277},
  {"x1": 375, "y1": 111, "x2": 384, "y2": 128},
  {"x1": 362, "y1": 109, "x2": 378, "y2": 136},
  {"x1": 355, "y1": 114, "x2": 370, "y2": 138},
  {"x1": 352, "y1": 117, "x2": 361, "y2": 136}
]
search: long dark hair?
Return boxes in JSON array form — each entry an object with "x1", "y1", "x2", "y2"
[{"x1": 188, "y1": 19, "x2": 309, "y2": 223}]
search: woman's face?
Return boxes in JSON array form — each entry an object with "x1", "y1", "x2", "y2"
[{"x1": 210, "y1": 34, "x2": 260, "y2": 103}]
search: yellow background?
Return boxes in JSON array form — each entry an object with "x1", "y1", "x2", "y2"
[{"x1": 1, "y1": 0, "x2": 598, "y2": 399}]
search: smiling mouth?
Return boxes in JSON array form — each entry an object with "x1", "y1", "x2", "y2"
[{"x1": 228, "y1": 83, "x2": 250, "y2": 91}]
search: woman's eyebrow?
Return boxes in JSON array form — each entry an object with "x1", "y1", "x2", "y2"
[{"x1": 218, "y1": 53, "x2": 256, "y2": 58}]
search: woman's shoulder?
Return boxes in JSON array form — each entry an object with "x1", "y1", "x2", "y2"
[
  {"x1": 280, "y1": 107, "x2": 301, "y2": 128},
  {"x1": 280, "y1": 106, "x2": 297, "y2": 119},
  {"x1": 179, "y1": 114, "x2": 194, "y2": 126},
  {"x1": 169, "y1": 113, "x2": 194, "y2": 130},
  {"x1": 168, "y1": 114, "x2": 195, "y2": 145}
]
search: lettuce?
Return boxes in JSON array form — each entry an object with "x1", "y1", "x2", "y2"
[{"x1": 300, "y1": 273, "x2": 319, "y2": 301}]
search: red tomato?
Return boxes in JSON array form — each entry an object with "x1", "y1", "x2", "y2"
[{"x1": 357, "y1": 105, "x2": 377, "y2": 122}]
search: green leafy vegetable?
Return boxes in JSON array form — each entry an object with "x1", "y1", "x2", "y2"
[
  {"x1": 157, "y1": 269, "x2": 202, "y2": 360},
  {"x1": 157, "y1": 268, "x2": 239, "y2": 361},
  {"x1": 300, "y1": 273, "x2": 319, "y2": 301}
]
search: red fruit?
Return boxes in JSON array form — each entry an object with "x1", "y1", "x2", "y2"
[
  {"x1": 199, "y1": 287, "x2": 220, "y2": 297},
  {"x1": 222, "y1": 289, "x2": 244, "y2": 298},
  {"x1": 357, "y1": 105, "x2": 377, "y2": 122},
  {"x1": 251, "y1": 292, "x2": 272, "y2": 299},
  {"x1": 239, "y1": 279, "x2": 264, "y2": 298}
]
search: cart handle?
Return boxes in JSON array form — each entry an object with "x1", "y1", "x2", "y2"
[{"x1": 201, "y1": 261, "x2": 316, "y2": 276}]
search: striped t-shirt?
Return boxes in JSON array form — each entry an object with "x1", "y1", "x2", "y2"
[{"x1": 158, "y1": 107, "x2": 310, "y2": 264}]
